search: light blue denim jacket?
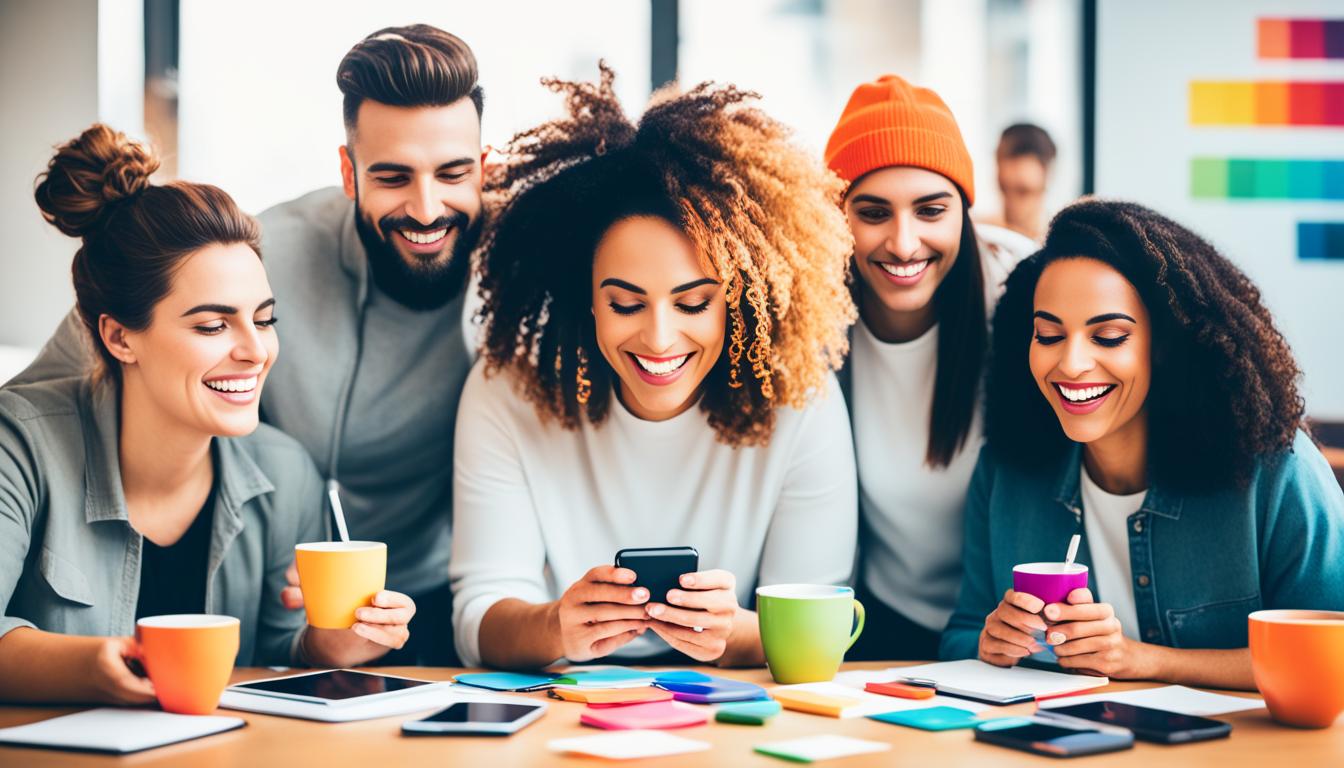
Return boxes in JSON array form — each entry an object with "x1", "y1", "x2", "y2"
[
  {"x1": 0, "y1": 377, "x2": 326, "y2": 666},
  {"x1": 941, "y1": 431, "x2": 1344, "y2": 660}
]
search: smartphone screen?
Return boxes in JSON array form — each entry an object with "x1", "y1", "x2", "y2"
[
  {"x1": 233, "y1": 670, "x2": 432, "y2": 701},
  {"x1": 993, "y1": 722, "x2": 1093, "y2": 742},
  {"x1": 1049, "y1": 701, "x2": 1229, "y2": 737},
  {"x1": 615, "y1": 547, "x2": 698, "y2": 603},
  {"x1": 418, "y1": 702, "x2": 541, "y2": 724}
]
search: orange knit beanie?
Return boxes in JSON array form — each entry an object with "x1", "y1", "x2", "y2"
[{"x1": 824, "y1": 74, "x2": 975, "y2": 205}]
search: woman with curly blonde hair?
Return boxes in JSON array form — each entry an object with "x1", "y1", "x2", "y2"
[{"x1": 450, "y1": 65, "x2": 858, "y2": 670}]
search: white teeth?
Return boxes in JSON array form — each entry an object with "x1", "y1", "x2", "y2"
[
  {"x1": 878, "y1": 259, "x2": 931, "y2": 278},
  {"x1": 205, "y1": 376, "x2": 257, "y2": 394},
  {"x1": 400, "y1": 228, "x2": 447, "y2": 245},
  {"x1": 1059, "y1": 384, "x2": 1113, "y2": 402},
  {"x1": 633, "y1": 354, "x2": 689, "y2": 376}
]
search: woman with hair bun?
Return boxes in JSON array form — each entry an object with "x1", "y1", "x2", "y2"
[
  {"x1": 0, "y1": 124, "x2": 414, "y2": 705},
  {"x1": 450, "y1": 65, "x2": 858, "y2": 670}
]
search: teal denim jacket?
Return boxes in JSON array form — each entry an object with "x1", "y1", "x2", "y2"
[
  {"x1": 0, "y1": 377, "x2": 327, "y2": 666},
  {"x1": 941, "y1": 431, "x2": 1344, "y2": 660}
]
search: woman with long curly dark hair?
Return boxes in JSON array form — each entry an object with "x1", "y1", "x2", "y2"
[
  {"x1": 449, "y1": 65, "x2": 858, "y2": 670},
  {"x1": 940, "y1": 200, "x2": 1344, "y2": 690}
]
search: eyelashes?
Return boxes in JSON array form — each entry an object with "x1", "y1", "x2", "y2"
[
  {"x1": 194, "y1": 318, "x2": 279, "y2": 335},
  {"x1": 1033, "y1": 333, "x2": 1130, "y2": 348},
  {"x1": 607, "y1": 301, "x2": 711, "y2": 316}
]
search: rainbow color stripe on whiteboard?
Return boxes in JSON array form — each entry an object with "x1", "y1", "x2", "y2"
[
  {"x1": 1298, "y1": 223, "x2": 1344, "y2": 261},
  {"x1": 1191, "y1": 159, "x2": 1344, "y2": 200},
  {"x1": 1258, "y1": 19, "x2": 1344, "y2": 60},
  {"x1": 1189, "y1": 82, "x2": 1344, "y2": 126}
]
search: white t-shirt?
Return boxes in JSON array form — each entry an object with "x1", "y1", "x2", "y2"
[
  {"x1": 449, "y1": 361, "x2": 859, "y2": 667},
  {"x1": 1079, "y1": 467, "x2": 1145, "y2": 641},
  {"x1": 852, "y1": 224, "x2": 1034, "y2": 631}
]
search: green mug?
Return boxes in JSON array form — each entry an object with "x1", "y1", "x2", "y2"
[{"x1": 756, "y1": 584, "x2": 865, "y2": 684}]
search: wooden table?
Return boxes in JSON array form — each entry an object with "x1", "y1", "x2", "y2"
[{"x1": 2, "y1": 663, "x2": 1339, "y2": 766}]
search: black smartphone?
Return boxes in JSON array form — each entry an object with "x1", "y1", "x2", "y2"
[
  {"x1": 974, "y1": 716, "x2": 1134, "y2": 758},
  {"x1": 614, "y1": 546, "x2": 699, "y2": 604},
  {"x1": 401, "y1": 701, "x2": 547, "y2": 736},
  {"x1": 1043, "y1": 701, "x2": 1233, "y2": 744}
]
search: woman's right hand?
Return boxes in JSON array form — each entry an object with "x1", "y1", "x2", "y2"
[
  {"x1": 89, "y1": 636, "x2": 156, "y2": 705},
  {"x1": 554, "y1": 565, "x2": 651, "y2": 662},
  {"x1": 979, "y1": 589, "x2": 1048, "y2": 667}
]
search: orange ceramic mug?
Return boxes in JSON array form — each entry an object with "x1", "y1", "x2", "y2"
[
  {"x1": 1249, "y1": 609, "x2": 1344, "y2": 728},
  {"x1": 136, "y1": 614, "x2": 240, "y2": 715},
  {"x1": 295, "y1": 541, "x2": 387, "y2": 629}
]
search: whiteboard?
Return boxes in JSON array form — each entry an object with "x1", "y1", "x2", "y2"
[{"x1": 1095, "y1": 0, "x2": 1344, "y2": 419}]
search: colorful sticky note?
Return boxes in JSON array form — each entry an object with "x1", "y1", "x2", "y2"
[
  {"x1": 1258, "y1": 18, "x2": 1292, "y2": 59},
  {"x1": 653, "y1": 670, "x2": 715, "y2": 684},
  {"x1": 550, "y1": 687, "x2": 674, "y2": 705},
  {"x1": 868, "y1": 705, "x2": 982, "y2": 731},
  {"x1": 1191, "y1": 158, "x2": 1229, "y2": 199},
  {"x1": 865, "y1": 681, "x2": 937, "y2": 700},
  {"x1": 754, "y1": 735, "x2": 891, "y2": 763},
  {"x1": 715, "y1": 700, "x2": 783, "y2": 725},
  {"x1": 548, "y1": 730, "x2": 710, "y2": 760},
  {"x1": 579, "y1": 700, "x2": 709, "y2": 730},
  {"x1": 1299, "y1": 222, "x2": 1344, "y2": 261},
  {"x1": 771, "y1": 688, "x2": 863, "y2": 718},
  {"x1": 1290, "y1": 18, "x2": 1327, "y2": 59},
  {"x1": 453, "y1": 672, "x2": 557, "y2": 691}
]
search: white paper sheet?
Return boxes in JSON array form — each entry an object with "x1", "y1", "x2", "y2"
[
  {"x1": 548, "y1": 730, "x2": 711, "y2": 759},
  {"x1": 755, "y1": 734, "x2": 891, "y2": 761},
  {"x1": 0, "y1": 709, "x2": 244, "y2": 754},
  {"x1": 1038, "y1": 685, "x2": 1264, "y2": 716},
  {"x1": 893, "y1": 660, "x2": 1109, "y2": 701},
  {"x1": 770, "y1": 681, "x2": 989, "y2": 718}
]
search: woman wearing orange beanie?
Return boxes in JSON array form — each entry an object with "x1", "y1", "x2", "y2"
[{"x1": 826, "y1": 76, "x2": 1036, "y2": 660}]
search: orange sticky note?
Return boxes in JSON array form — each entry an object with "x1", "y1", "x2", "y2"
[
  {"x1": 772, "y1": 688, "x2": 862, "y2": 718},
  {"x1": 1255, "y1": 81, "x2": 1290, "y2": 125},
  {"x1": 866, "y1": 681, "x2": 937, "y2": 700},
  {"x1": 550, "y1": 687, "x2": 673, "y2": 705},
  {"x1": 1258, "y1": 18, "x2": 1292, "y2": 59}
]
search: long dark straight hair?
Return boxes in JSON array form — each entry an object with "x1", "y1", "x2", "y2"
[{"x1": 925, "y1": 191, "x2": 986, "y2": 467}]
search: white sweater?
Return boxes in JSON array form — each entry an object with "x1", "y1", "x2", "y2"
[
  {"x1": 450, "y1": 361, "x2": 858, "y2": 667},
  {"x1": 854, "y1": 224, "x2": 1035, "y2": 632}
]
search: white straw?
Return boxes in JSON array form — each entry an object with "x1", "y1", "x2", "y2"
[
  {"x1": 326, "y1": 479, "x2": 351, "y2": 542},
  {"x1": 1064, "y1": 533, "x2": 1081, "y2": 567}
]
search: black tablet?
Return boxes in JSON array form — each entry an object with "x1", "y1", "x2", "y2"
[{"x1": 229, "y1": 669, "x2": 435, "y2": 706}]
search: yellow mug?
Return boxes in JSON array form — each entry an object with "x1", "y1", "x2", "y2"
[
  {"x1": 136, "y1": 614, "x2": 239, "y2": 715},
  {"x1": 294, "y1": 541, "x2": 387, "y2": 630}
]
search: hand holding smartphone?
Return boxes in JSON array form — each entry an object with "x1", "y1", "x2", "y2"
[{"x1": 614, "y1": 547, "x2": 699, "y2": 605}]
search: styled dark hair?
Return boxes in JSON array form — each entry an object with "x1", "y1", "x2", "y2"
[
  {"x1": 924, "y1": 194, "x2": 988, "y2": 468},
  {"x1": 985, "y1": 199, "x2": 1304, "y2": 491},
  {"x1": 477, "y1": 64, "x2": 854, "y2": 447},
  {"x1": 997, "y1": 123, "x2": 1057, "y2": 165},
  {"x1": 337, "y1": 24, "x2": 483, "y2": 137},
  {"x1": 33, "y1": 123, "x2": 261, "y2": 380}
]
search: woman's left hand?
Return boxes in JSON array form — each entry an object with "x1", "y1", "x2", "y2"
[
  {"x1": 645, "y1": 570, "x2": 740, "y2": 663},
  {"x1": 1047, "y1": 588, "x2": 1155, "y2": 679}
]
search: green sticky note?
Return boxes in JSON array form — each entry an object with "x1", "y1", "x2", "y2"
[
  {"x1": 868, "y1": 705, "x2": 981, "y2": 731},
  {"x1": 1191, "y1": 158, "x2": 1229, "y2": 198},
  {"x1": 1255, "y1": 159, "x2": 1291, "y2": 198},
  {"x1": 716, "y1": 700, "x2": 782, "y2": 725},
  {"x1": 1228, "y1": 159, "x2": 1257, "y2": 198}
]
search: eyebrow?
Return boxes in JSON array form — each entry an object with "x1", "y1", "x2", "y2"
[
  {"x1": 599, "y1": 277, "x2": 719, "y2": 296},
  {"x1": 366, "y1": 158, "x2": 475, "y2": 174},
  {"x1": 181, "y1": 298, "x2": 276, "y2": 317},
  {"x1": 1033, "y1": 310, "x2": 1136, "y2": 325},
  {"x1": 848, "y1": 191, "x2": 953, "y2": 207}
]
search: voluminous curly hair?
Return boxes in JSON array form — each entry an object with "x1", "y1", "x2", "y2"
[
  {"x1": 985, "y1": 199, "x2": 1305, "y2": 491},
  {"x1": 476, "y1": 63, "x2": 855, "y2": 446}
]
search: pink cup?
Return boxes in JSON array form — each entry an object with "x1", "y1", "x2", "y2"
[{"x1": 1013, "y1": 562, "x2": 1089, "y2": 605}]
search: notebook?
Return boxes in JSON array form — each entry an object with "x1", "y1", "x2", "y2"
[
  {"x1": 0, "y1": 709, "x2": 244, "y2": 754},
  {"x1": 890, "y1": 660, "x2": 1109, "y2": 705}
]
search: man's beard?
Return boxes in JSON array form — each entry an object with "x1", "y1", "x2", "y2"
[{"x1": 354, "y1": 203, "x2": 482, "y2": 311}]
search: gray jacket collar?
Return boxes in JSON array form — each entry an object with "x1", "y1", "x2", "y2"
[
  {"x1": 79, "y1": 378, "x2": 275, "y2": 527},
  {"x1": 1053, "y1": 442, "x2": 1184, "y2": 521},
  {"x1": 336, "y1": 198, "x2": 371, "y2": 308}
]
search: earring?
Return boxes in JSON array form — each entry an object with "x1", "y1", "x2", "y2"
[{"x1": 575, "y1": 347, "x2": 592, "y2": 405}]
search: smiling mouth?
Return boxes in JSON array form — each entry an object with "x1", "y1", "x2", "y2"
[
  {"x1": 1054, "y1": 383, "x2": 1116, "y2": 404},
  {"x1": 628, "y1": 352, "x2": 693, "y2": 377},
  {"x1": 396, "y1": 227, "x2": 452, "y2": 248},
  {"x1": 204, "y1": 376, "x2": 257, "y2": 394},
  {"x1": 875, "y1": 258, "x2": 934, "y2": 279}
]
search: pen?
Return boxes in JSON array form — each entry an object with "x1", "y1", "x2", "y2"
[{"x1": 896, "y1": 677, "x2": 939, "y2": 688}]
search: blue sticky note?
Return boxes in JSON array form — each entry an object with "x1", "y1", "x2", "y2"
[
  {"x1": 554, "y1": 667, "x2": 654, "y2": 686},
  {"x1": 654, "y1": 670, "x2": 715, "y2": 684},
  {"x1": 453, "y1": 672, "x2": 557, "y2": 691},
  {"x1": 868, "y1": 705, "x2": 982, "y2": 731}
]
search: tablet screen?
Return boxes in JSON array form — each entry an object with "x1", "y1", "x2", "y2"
[{"x1": 233, "y1": 670, "x2": 433, "y2": 701}]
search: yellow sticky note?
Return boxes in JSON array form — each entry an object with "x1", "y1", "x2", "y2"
[{"x1": 1191, "y1": 82, "x2": 1255, "y2": 125}]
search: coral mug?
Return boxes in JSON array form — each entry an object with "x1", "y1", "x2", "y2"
[
  {"x1": 1250, "y1": 609, "x2": 1344, "y2": 728},
  {"x1": 136, "y1": 614, "x2": 239, "y2": 715},
  {"x1": 294, "y1": 541, "x2": 386, "y2": 629}
]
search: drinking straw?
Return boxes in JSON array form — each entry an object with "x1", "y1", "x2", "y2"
[
  {"x1": 1064, "y1": 533, "x2": 1081, "y2": 568},
  {"x1": 326, "y1": 479, "x2": 351, "y2": 542}
]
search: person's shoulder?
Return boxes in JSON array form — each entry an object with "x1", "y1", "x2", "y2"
[
  {"x1": 257, "y1": 187, "x2": 351, "y2": 252},
  {"x1": 773, "y1": 371, "x2": 848, "y2": 433},
  {"x1": 460, "y1": 358, "x2": 539, "y2": 425},
  {"x1": 0, "y1": 376, "x2": 85, "y2": 423},
  {"x1": 232, "y1": 422, "x2": 321, "y2": 482},
  {"x1": 975, "y1": 222, "x2": 1039, "y2": 283},
  {"x1": 1256, "y1": 429, "x2": 1341, "y2": 497}
]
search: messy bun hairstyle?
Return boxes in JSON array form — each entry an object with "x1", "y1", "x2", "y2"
[{"x1": 34, "y1": 123, "x2": 261, "y2": 380}]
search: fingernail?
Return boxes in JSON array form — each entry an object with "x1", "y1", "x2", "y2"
[
  {"x1": 666, "y1": 590, "x2": 681, "y2": 604},
  {"x1": 647, "y1": 604, "x2": 664, "y2": 617},
  {"x1": 681, "y1": 574, "x2": 695, "y2": 587},
  {"x1": 633, "y1": 588, "x2": 648, "y2": 601},
  {"x1": 1045, "y1": 606, "x2": 1059, "y2": 620},
  {"x1": 1049, "y1": 632, "x2": 1065, "y2": 645},
  {"x1": 355, "y1": 609, "x2": 367, "y2": 621},
  {"x1": 618, "y1": 570, "x2": 635, "y2": 582}
]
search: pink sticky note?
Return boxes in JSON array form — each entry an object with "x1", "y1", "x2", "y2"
[{"x1": 579, "y1": 700, "x2": 709, "y2": 730}]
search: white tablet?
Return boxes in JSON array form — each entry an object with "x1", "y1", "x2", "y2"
[{"x1": 227, "y1": 669, "x2": 436, "y2": 706}]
